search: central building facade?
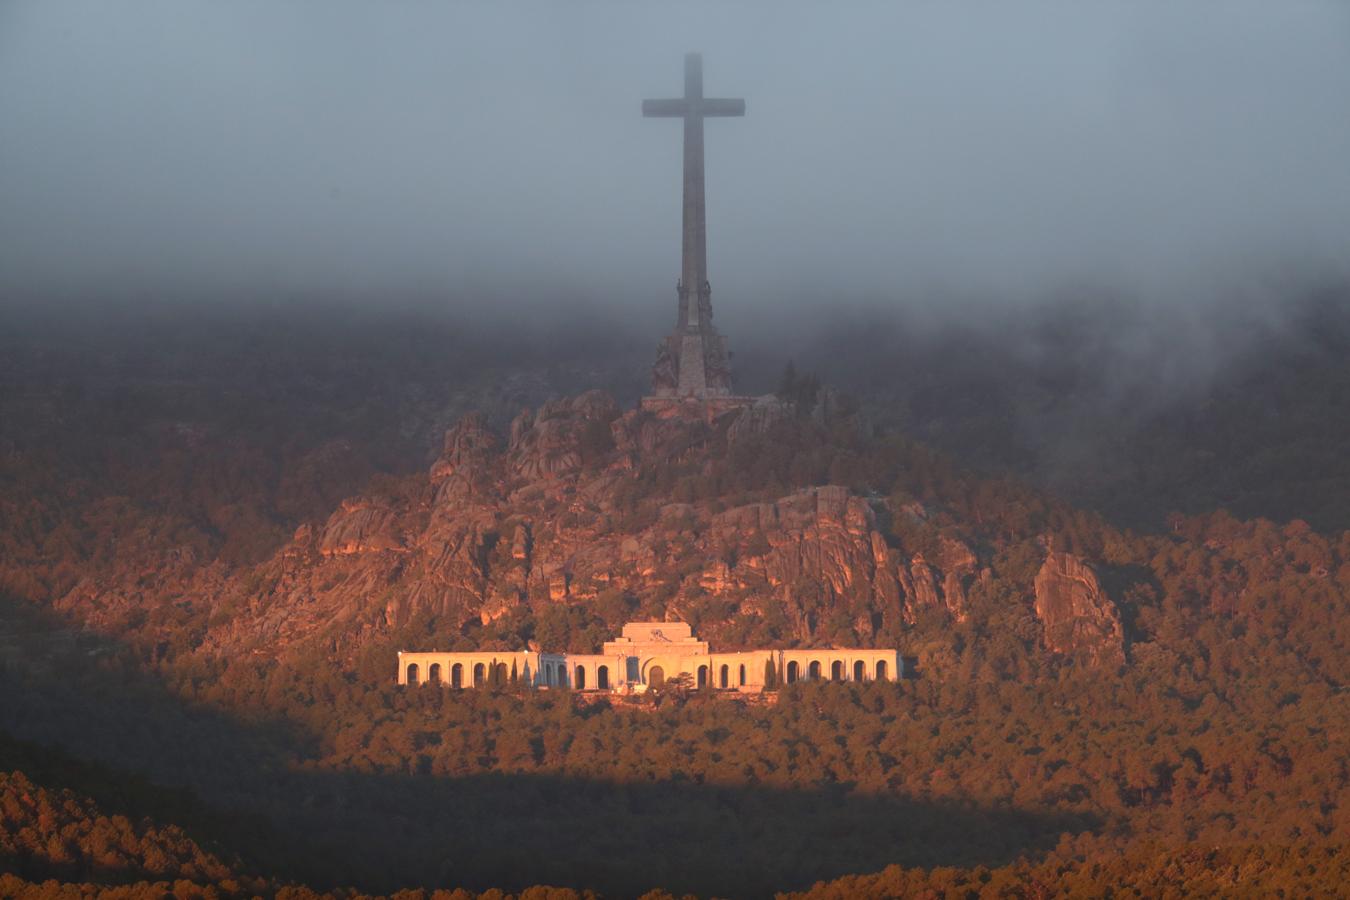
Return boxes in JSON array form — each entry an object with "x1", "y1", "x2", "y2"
[{"x1": 397, "y1": 621, "x2": 902, "y2": 693}]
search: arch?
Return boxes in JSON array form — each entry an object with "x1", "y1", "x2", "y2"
[
  {"x1": 597, "y1": 665, "x2": 610, "y2": 690},
  {"x1": 786, "y1": 661, "x2": 800, "y2": 683},
  {"x1": 853, "y1": 660, "x2": 865, "y2": 682},
  {"x1": 494, "y1": 663, "x2": 508, "y2": 686},
  {"x1": 738, "y1": 664, "x2": 747, "y2": 686},
  {"x1": 406, "y1": 663, "x2": 420, "y2": 685},
  {"x1": 808, "y1": 660, "x2": 822, "y2": 680},
  {"x1": 429, "y1": 663, "x2": 443, "y2": 685},
  {"x1": 697, "y1": 665, "x2": 708, "y2": 688},
  {"x1": 830, "y1": 660, "x2": 843, "y2": 681},
  {"x1": 451, "y1": 663, "x2": 463, "y2": 688},
  {"x1": 575, "y1": 665, "x2": 586, "y2": 690},
  {"x1": 719, "y1": 664, "x2": 729, "y2": 689},
  {"x1": 876, "y1": 660, "x2": 888, "y2": 681},
  {"x1": 648, "y1": 665, "x2": 665, "y2": 688},
  {"x1": 473, "y1": 662, "x2": 486, "y2": 687}
]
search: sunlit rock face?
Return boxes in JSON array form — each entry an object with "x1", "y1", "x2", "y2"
[
  {"x1": 509, "y1": 390, "x2": 620, "y2": 480},
  {"x1": 186, "y1": 393, "x2": 945, "y2": 658},
  {"x1": 179, "y1": 389, "x2": 1045, "y2": 665},
  {"x1": 938, "y1": 536, "x2": 977, "y2": 621},
  {"x1": 900, "y1": 556, "x2": 943, "y2": 622},
  {"x1": 41, "y1": 385, "x2": 1120, "y2": 673},
  {"x1": 318, "y1": 500, "x2": 401, "y2": 556},
  {"x1": 1033, "y1": 551, "x2": 1125, "y2": 667},
  {"x1": 430, "y1": 412, "x2": 500, "y2": 503},
  {"x1": 434, "y1": 411, "x2": 497, "y2": 473}
]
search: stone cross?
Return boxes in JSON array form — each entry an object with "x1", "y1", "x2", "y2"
[{"x1": 643, "y1": 53, "x2": 744, "y2": 398}]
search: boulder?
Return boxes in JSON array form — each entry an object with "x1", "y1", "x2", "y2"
[{"x1": 1033, "y1": 552, "x2": 1125, "y2": 667}]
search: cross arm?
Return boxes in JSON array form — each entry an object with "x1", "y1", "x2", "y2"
[
  {"x1": 642, "y1": 98, "x2": 687, "y2": 117},
  {"x1": 701, "y1": 98, "x2": 745, "y2": 117},
  {"x1": 643, "y1": 98, "x2": 746, "y2": 118}
]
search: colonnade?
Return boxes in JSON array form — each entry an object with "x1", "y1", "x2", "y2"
[{"x1": 399, "y1": 647, "x2": 902, "y2": 691}]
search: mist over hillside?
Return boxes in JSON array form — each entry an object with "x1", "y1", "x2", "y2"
[{"x1": 6, "y1": 276, "x2": 1349, "y2": 532}]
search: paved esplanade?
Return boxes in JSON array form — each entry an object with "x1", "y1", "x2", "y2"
[{"x1": 644, "y1": 53, "x2": 744, "y2": 399}]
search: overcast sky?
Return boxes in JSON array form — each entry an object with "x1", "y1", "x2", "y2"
[{"x1": 2, "y1": 1, "x2": 1348, "y2": 331}]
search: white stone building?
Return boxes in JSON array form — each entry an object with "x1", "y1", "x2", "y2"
[{"x1": 397, "y1": 621, "x2": 902, "y2": 693}]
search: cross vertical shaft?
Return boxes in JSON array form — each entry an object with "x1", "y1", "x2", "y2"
[
  {"x1": 643, "y1": 53, "x2": 745, "y2": 399},
  {"x1": 681, "y1": 53, "x2": 707, "y2": 331}
]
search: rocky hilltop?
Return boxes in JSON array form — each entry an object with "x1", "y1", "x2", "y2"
[
  {"x1": 5, "y1": 354, "x2": 1344, "y2": 686},
  {"x1": 30, "y1": 387, "x2": 1127, "y2": 672},
  {"x1": 2, "y1": 301, "x2": 1347, "y2": 690}
]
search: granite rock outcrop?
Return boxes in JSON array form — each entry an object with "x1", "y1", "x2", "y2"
[
  {"x1": 9, "y1": 388, "x2": 1136, "y2": 673},
  {"x1": 188, "y1": 395, "x2": 1010, "y2": 660},
  {"x1": 1033, "y1": 551, "x2": 1125, "y2": 667}
]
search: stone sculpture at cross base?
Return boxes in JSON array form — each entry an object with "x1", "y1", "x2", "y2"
[
  {"x1": 640, "y1": 53, "x2": 758, "y2": 416},
  {"x1": 650, "y1": 339, "x2": 678, "y2": 394}
]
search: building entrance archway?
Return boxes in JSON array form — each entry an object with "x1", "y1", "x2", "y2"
[
  {"x1": 648, "y1": 665, "x2": 665, "y2": 688},
  {"x1": 853, "y1": 660, "x2": 865, "y2": 682}
]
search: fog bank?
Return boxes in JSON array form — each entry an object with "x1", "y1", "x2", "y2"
[{"x1": 1, "y1": 1, "x2": 1348, "y2": 325}]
